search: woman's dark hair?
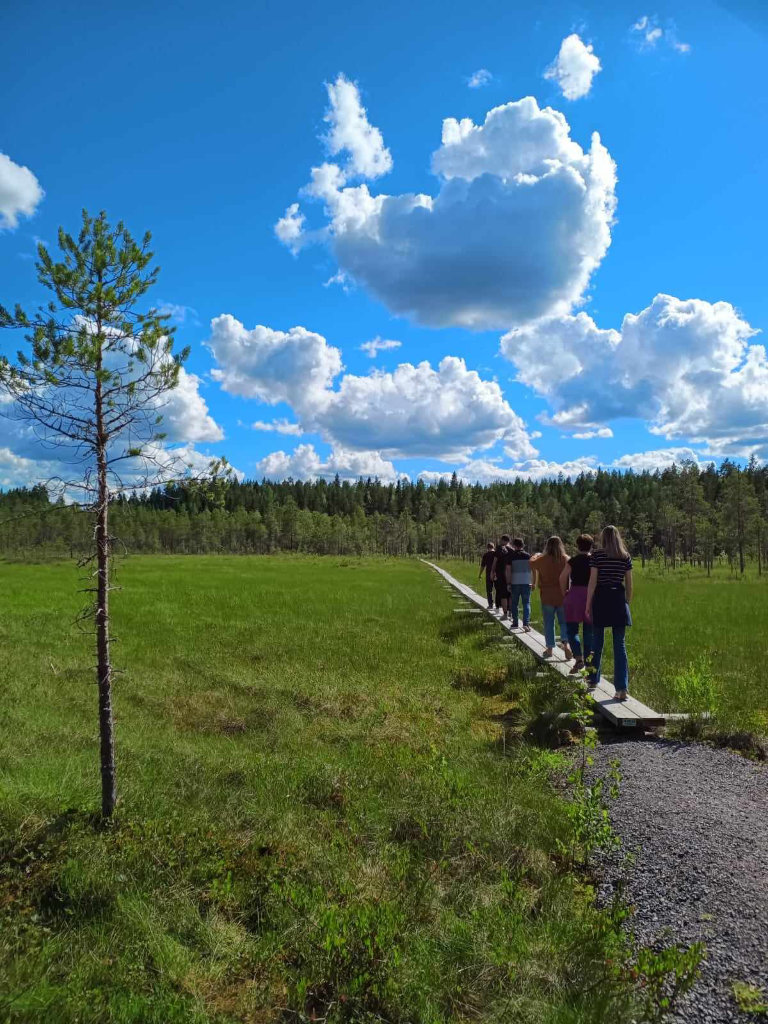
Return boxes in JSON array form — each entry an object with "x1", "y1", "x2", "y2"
[
  {"x1": 486, "y1": 541, "x2": 495, "y2": 549},
  {"x1": 576, "y1": 534, "x2": 593, "y2": 552},
  {"x1": 512, "y1": 537, "x2": 524, "y2": 548}
]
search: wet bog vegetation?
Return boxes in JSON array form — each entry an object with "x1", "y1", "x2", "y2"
[{"x1": 0, "y1": 556, "x2": 715, "y2": 1023}]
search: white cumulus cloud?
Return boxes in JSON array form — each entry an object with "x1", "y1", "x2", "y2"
[
  {"x1": 501, "y1": 293, "x2": 768, "y2": 455},
  {"x1": 544, "y1": 34, "x2": 602, "y2": 100},
  {"x1": 359, "y1": 337, "x2": 402, "y2": 358},
  {"x1": 206, "y1": 315, "x2": 343, "y2": 410},
  {"x1": 323, "y1": 74, "x2": 392, "y2": 180},
  {"x1": 276, "y1": 88, "x2": 617, "y2": 329},
  {"x1": 206, "y1": 318, "x2": 536, "y2": 460},
  {"x1": 255, "y1": 443, "x2": 400, "y2": 482},
  {"x1": 274, "y1": 203, "x2": 308, "y2": 253},
  {"x1": 160, "y1": 367, "x2": 224, "y2": 443},
  {"x1": 0, "y1": 152, "x2": 44, "y2": 230},
  {"x1": 311, "y1": 357, "x2": 536, "y2": 459}
]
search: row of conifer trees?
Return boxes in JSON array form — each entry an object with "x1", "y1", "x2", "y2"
[{"x1": 1, "y1": 457, "x2": 767, "y2": 572}]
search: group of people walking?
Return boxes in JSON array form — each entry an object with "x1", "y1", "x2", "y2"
[{"x1": 479, "y1": 527, "x2": 633, "y2": 700}]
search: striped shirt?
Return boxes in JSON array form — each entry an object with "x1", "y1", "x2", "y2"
[{"x1": 589, "y1": 549, "x2": 632, "y2": 587}]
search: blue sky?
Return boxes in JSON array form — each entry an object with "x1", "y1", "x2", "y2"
[{"x1": 2, "y1": 0, "x2": 768, "y2": 486}]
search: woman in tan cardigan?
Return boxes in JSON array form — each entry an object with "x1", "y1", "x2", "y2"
[{"x1": 530, "y1": 536, "x2": 573, "y2": 660}]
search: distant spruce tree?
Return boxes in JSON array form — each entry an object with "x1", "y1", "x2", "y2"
[{"x1": 0, "y1": 210, "x2": 195, "y2": 817}]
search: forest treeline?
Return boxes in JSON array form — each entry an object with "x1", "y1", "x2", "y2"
[{"x1": 1, "y1": 458, "x2": 767, "y2": 572}]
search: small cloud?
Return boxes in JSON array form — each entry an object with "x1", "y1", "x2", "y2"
[
  {"x1": 572, "y1": 427, "x2": 613, "y2": 439},
  {"x1": 359, "y1": 337, "x2": 402, "y2": 358},
  {"x1": 251, "y1": 419, "x2": 303, "y2": 436},
  {"x1": 544, "y1": 33, "x2": 602, "y2": 100},
  {"x1": 467, "y1": 68, "x2": 493, "y2": 89},
  {"x1": 0, "y1": 152, "x2": 44, "y2": 231},
  {"x1": 530, "y1": 430, "x2": 543, "y2": 439},
  {"x1": 631, "y1": 15, "x2": 690, "y2": 53},
  {"x1": 158, "y1": 301, "x2": 200, "y2": 326},
  {"x1": 323, "y1": 269, "x2": 351, "y2": 291}
]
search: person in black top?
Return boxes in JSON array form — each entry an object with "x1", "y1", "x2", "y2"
[
  {"x1": 560, "y1": 534, "x2": 594, "y2": 674},
  {"x1": 492, "y1": 534, "x2": 512, "y2": 619},
  {"x1": 478, "y1": 542, "x2": 495, "y2": 608},
  {"x1": 585, "y1": 525, "x2": 634, "y2": 700}
]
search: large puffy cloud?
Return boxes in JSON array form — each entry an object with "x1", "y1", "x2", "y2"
[
  {"x1": 205, "y1": 316, "x2": 536, "y2": 460},
  {"x1": 276, "y1": 88, "x2": 617, "y2": 329},
  {"x1": 501, "y1": 293, "x2": 767, "y2": 454},
  {"x1": 0, "y1": 152, "x2": 44, "y2": 230},
  {"x1": 206, "y1": 315, "x2": 343, "y2": 410},
  {"x1": 311, "y1": 357, "x2": 535, "y2": 459},
  {"x1": 544, "y1": 34, "x2": 602, "y2": 100},
  {"x1": 255, "y1": 443, "x2": 400, "y2": 483}
]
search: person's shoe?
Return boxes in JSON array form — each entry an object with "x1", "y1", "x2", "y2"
[
  {"x1": 487, "y1": 602, "x2": 494, "y2": 609},
  {"x1": 543, "y1": 647, "x2": 554, "y2": 658},
  {"x1": 563, "y1": 645, "x2": 573, "y2": 661},
  {"x1": 523, "y1": 625, "x2": 531, "y2": 633},
  {"x1": 615, "y1": 689, "x2": 628, "y2": 701},
  {"x1": 501, "y1": 613, "x2": 509, "y2": 622},
  {"x1": 512, "y1": 621, "x2": 519, "y2": 629},
  {"x1": 569, "y1": 659, "x2": 584, "y2": 674}
]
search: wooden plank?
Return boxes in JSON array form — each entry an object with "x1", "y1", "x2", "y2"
[{"x1": 422, "y1": 559, "x2": 664, "y2": 728}]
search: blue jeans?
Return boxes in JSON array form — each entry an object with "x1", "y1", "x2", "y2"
[
  {"x1": 542, "y1": 604, "x2": 567, "y2": 648},
  {"x1": 509, "y1": 584, "x2": 531, "y2": 626},
  {"x1": 566, "y1": 621, "x2": 593, "y2": 660},
  {"x1": 591, "y1": 625, "x2": 629, "y2": 692}
]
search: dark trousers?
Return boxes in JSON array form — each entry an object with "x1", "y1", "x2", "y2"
[{"x1": 485, "y1": 576, "x2": 494, "y2": 605}]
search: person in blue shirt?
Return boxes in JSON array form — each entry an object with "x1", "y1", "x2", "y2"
[{"x1": 508, "y1": 537, "x2": 532, "y2": 631}]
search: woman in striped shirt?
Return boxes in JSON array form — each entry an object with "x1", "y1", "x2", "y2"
[{"x1": 585, "y1": 525, "x2": 633, "y2": 701}]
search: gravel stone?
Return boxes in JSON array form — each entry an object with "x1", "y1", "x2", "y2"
[{"x1": 590, "y1": 737, "x2": 767, "y2": 1023}]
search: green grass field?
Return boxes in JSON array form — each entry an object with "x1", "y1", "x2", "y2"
[
  {"x1": 440, "y1": 558, "x2": 768, "y2": 731},
  {"x1": 0, "y1": 555, "x2": 722, "y2": 1022}
]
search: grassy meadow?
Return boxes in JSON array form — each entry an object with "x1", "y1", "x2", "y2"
[
  {"x1": 0, "y1": 554, "x2": 714, "y2": 1022},
  {"x1": 440, "y1": 558, "x2": 768, "y2": 732}
]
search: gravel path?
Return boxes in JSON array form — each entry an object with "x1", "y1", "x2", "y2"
[{"x1": 590, "y1": 737, "x2": 768, "y2": 1023}]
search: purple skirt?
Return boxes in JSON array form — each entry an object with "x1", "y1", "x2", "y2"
[{"x1": 563, "y1": 584, "x2": 589, "y2": 623}]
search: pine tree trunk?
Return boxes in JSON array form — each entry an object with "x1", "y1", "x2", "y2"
[
  {"x1": 96, "y1": 478, "x2": 116, "y2": 817},
  {"x1": 95, "y1": 351, "x2": 116, "y2": 817}
]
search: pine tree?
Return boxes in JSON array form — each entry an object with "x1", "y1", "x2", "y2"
[{"x1": 0, "y1": 211, "x2": 192, "y2": 817}]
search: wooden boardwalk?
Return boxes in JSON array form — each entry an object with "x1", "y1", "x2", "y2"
[{"x1": 424, "y1": 560, "x2": 665, "y2": 729}]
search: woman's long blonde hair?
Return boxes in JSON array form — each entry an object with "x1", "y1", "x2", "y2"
[
  {"x1": 543, "y1": 535, "x2": 568, "y2": 561},
  {"x1": 600, "y1": 525, "x2": 629, "y2": 559}
]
